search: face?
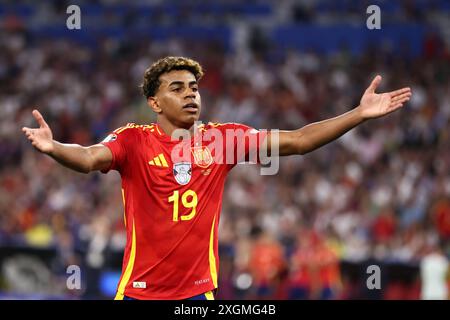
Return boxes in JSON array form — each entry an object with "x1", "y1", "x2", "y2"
[{"x1": 149, "y1": 69, "x2": 201, "y2": 129}]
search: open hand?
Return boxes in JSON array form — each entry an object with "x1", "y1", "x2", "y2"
[
  {"x1": 22, "y1": 109, "x2": 54, "y2": 154},
  {"x1": 359, "y1": 75, "x2": 412, "y2": 119}
]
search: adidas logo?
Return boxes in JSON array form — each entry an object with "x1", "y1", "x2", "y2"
[{"x1": 149, "y1": 153, "x2": 169, "y2": 167}]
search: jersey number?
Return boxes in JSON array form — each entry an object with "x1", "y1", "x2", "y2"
[{"x1": 168, "y1": 190, "x2": 198, "y2": 222}]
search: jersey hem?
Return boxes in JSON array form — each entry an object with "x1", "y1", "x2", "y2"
[{"x1": 120, "y1": 284, "x2": 217, "y2": 300}]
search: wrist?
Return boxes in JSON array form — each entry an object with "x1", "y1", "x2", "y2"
[
  {"x1": 354, "y1": 105, "x2": 368, "y2": 122},
  {"x1": 47, "y1": 140, "x2": 57, "y2": 156}
]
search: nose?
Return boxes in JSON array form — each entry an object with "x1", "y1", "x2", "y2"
[{"x1": 184, "y1": 88, "x2": 196, "y2": 99}]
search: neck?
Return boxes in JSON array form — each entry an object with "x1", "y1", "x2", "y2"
[{"x1": 157, "y1": 117, "x2": 194, "y2": 137}]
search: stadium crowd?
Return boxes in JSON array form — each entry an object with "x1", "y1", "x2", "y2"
[{"x1": 0, "y1": 1, "x2": 449, "y2": 299}]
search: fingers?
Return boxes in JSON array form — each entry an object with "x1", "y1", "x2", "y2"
[
  {"x1": 389, "y1": 99, "x2": 409, "y2": 111},
  {"x1": 22, "y1": 127, "x2": 34, "y2": 139},
  {"x1": 389, "y1": 87, "x2": 411, "y2": 98},
  {"x1": 22, "y1": 122, "x2": 49, "y2": 153},
  {"x1": 22, "y1": 126, "x2": 38, "y2": 140},
  {"x1": 22, "y1": 127, "x2": 31, "y2": 135},
  {"x1": 391, "y1": 99, "x2": 409, "y2": 108},
  {"x1": 386, "y1": 89, "x2": 411, "y2": 113},
  {"x1": 32, "y1": 109, "x2": 49, "y2": 128},
  {"x1": 366, "y1": 75, "x2": 382, "y2": 93},
  {"x1": 383, "y1": 87, "x2": 411, "y2": 114},
  {"x1": 389, "y1": 103, "x2": 405, "y2": 112},
  {"x1": 391, "y1": 91, "x2": 412, "y2": 104}
]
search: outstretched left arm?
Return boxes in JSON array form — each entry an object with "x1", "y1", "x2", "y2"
[{"x1": 266, "y1": 75, "x2": 412, "y2": 156}]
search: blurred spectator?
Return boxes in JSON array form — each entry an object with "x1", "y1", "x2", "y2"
[
  {"x1": 431, "y1": 198, "x2": 450, "y2": 241},
  {"x1": 420, "y1": 241, "x2": 449, "y2": 300},
  {"x1": 248, "y1": 229, "x2": 286, "y2": 299}
]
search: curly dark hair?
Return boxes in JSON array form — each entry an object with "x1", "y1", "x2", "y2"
[{"x1": 140, "y1": 56, "x2": 204, "y2": 98}]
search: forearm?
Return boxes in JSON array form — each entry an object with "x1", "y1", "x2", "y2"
[
  {"x1": 48, "y1": 141, "x2": 95, "y2": 174},
  {"x1": 292, "y1": 106, "x2": 365, "y2": 155}
]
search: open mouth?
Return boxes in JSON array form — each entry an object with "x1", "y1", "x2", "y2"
[{"x1": 182, "y1": 103, "x2": 199, "y2": 111}]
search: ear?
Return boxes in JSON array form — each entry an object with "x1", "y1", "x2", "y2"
[{"x1": 148, "y1": 97, "x2": 162, "y2": 113}]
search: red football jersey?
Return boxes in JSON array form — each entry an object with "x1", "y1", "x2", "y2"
[{"x1": 101, "y1": 122, "x2": 267, "y2": 300}]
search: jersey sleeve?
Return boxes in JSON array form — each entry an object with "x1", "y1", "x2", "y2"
[
  {"x1": 99, "y1": 125, "x2": 138, "y2": 174},
  {"x1": 222, "y1": 123, "x2": 268, "y2": 167}
]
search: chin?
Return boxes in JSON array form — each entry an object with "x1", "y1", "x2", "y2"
[
  {"x1": 186, "y1": 114, "x2": 200, "y2": 124},
  {"x1": 179, "y1": 116, "x2": 198, "y2": 129}
]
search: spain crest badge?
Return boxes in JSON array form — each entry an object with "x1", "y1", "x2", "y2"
[{"x1": 191, "y1": 146, "x2": 213, "y2": 168}]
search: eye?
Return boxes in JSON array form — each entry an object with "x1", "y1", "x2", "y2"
[
  {"x1": 172, "y1": 87, "x2": 182, "y2": 92},
  {"x1": 191, "y1": 87, "x2": 198, "y2": 92}
]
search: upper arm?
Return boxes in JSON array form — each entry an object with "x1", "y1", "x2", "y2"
[
  {"x1": 95, "y1": 124, "x2": 138, "y2": 173},
  {"x1": 86, "y1": 144, "x2": 113, "y2": 172}
]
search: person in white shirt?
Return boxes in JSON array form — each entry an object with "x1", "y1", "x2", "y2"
[{"x1": 420, "y1": 242, "x2": 449, "y2": 300}]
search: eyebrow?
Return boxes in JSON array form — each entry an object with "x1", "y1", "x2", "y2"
[{"x1": 168, "y1": 80, "x2": 198, "y2": 87}]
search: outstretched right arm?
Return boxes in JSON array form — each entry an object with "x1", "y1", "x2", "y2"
[{"x1": 22, "y1": 109, "x2": 112, "y2": 174}]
